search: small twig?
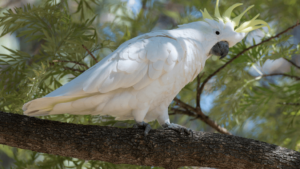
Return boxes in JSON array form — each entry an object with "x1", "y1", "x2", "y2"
[
  {"x1": 198, "y1": 22, "x2": 300, "y2": 110},
  {"x1": 173, "y1": 98, "x2": 232, "y2": 135},
  {"x1": 196, "y1": 73, "x2": 204, "y2": 108},
  {"x1": 173, "y1": 98, "x2": 196, "y2": 112},
  {"x1": 284, "y1": 58, "x2": 300, "y2": 69},
  {"x1": 168, "y1": 112, "x2": 176, "y2": 116},
  {"x1": 278, "y1": 102, "x2": 300, "y2": 106},
  {"x1": 261, "y1": 73, "x2": 300, "y2": 80},
  {"x1": 63, "y1": 67, "x2": 84, "y2": 73},
  {"x1": 82, "y1": 44, "x2": 98, "y2": 63},
  {"x1": 53, "y1": 60, "x2": 89, "y2": 69},
  {"x1": 171, "y1": 108, "x2": 196, "y2": 117}
]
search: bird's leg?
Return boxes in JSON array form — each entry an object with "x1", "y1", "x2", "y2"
[
  {"x1": 157, "y1": 109, "x2": 193, "y2": 137},
  {"x1": 133, "y1": 121, "x2": 152, "y2": 136},
  {"x1": 162, "y1": 122, "x2": 193, "y2": 137},
  {"x1": 132, "y1": 108, "x2": 151, "y2": 136}
]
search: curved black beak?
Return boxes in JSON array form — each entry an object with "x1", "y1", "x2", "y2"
[{"x1": 209, "y1": 41, "x2": 229, "y2": 59}]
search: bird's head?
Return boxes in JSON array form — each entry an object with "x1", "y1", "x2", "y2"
[{"x1": 201, "y1": 0, "x2": 270, "y2": 59}]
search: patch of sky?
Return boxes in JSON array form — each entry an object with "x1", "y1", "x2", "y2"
[
  {"x1": 46, "y1": 0, "x2": 61, "y2": 5},
  {"x1": 125, "y1": 0, "x2": 142, "y2": 15},
  {"x1": 200, "y1": 90, "x2": 222, "y2": 112},
  {"x1": 237, "y1": 118, "x2": 265, "y2": 138},
  {"x1": 102, "y1": 26, "x2": 117, "y2": 41},
  {"x1": 190, "y1": 6, "x2": 202, "y2": 19},
  {"x1": 293, "y1": 25, "x2": 300, "y2": 44},
  {"x1": 118, "y1": 30, "x2": 125, "y2": 37},
  {"x1": 247, "y1": 62, "x2": 263, "y2": 77},
  {"x1": 0, "y1": 31, "x2": 20, "y2": 60}
]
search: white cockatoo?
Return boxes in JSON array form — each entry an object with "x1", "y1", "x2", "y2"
[{"x1": 23, "y1": 0, "x2": 270, "y2": 135}]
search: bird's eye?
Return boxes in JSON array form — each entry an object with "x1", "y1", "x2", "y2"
[{"x1": 216, "y1": 31, "x2": 220, "y2": 35}]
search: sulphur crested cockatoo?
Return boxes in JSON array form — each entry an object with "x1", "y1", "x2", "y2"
[{"x1": 23, "y1": 0, "x2": 270, "y2": 135}]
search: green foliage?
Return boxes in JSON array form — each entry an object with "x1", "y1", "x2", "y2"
[
  {"x1": 0, "y1": 0, "x2": 300, "y2": 168},
  {"x1": 0, "y1": 1, "x2": 102, "y2": 113}
]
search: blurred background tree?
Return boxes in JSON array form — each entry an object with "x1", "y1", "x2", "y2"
[{"x1": 0, "y1": 0, "x2": 299, "y2": 168}]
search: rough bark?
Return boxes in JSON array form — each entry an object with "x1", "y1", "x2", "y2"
[{"x1": 0, "y1": 111, "x2": 299, "y2": 169}]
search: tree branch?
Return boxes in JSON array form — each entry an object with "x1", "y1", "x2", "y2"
[
  {"x1": 284, "y1": 58, "x2": 300, "y2": 69},
  {"x1": 173, "y1": 98, "x2": 196, "y2": 112},
  {"x1": 196, "y1": 73, "x2": 204, "y2": 108},
  {"x1": 0, "y1": 111, "x2": 299, "y2": 169},
  {"x1": 173, "y1": 98, "x2": 232, "y2": 135},
  {"x1": 53, "y1": 60, "x2": 89, "y2": 69},
  {"x1": 82, "y1": 44, "x2": 98, "y2": 63},
  {"x1": 63, "y1": 67, "x2": 85, "y2": 73}
]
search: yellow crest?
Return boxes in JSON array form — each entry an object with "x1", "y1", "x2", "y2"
[{"x1": 200, "y1": 0, "x2": 270, "y2": 33}]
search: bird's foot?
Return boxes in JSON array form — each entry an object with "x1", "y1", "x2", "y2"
[
  {"x1": 133, "y1": 121, "x2": 152, "y2": 136},
  {"x1": 162, "y1": 123, "x2": 193, "y2": 137}
]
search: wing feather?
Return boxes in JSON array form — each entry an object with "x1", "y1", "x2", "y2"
[
  {"x1": 148, "y1": 63, "x2": 163, "y2": 79},
  {"x1": 45, "y1": 35, "x2": 185, "y2": 98},
  {"x1": 97, "y1": 36, "x2": 185, "y2": 92},
  {"x1": 117, "y1": 59, "x2": 142, "y2": 73},
  {"x1": 152, "y1": 60, "x2": 164, "y2": 71}
]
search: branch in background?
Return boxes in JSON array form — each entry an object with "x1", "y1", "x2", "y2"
[
  {"x1": 284, "y1": 58, "x2": 300, "y2": 69},
  {"x1": 63, "y1": 67, "x2": 84, "y2": 73},
  {"x1": 278, "y1": 102, "x2": 300, "y2": 106},
  {"x1": 53, "y1": 60, "x2": 89, "y2": 69},
  {"x1": 173, "y1": 98, "x2": 196, "y2": 112},
  {"x1": 82, "y1": 44, "x2": 98, "y2": 63},
  {"x1": 261, "y1": 73, "x2": 300, "y2": 80},
  {"x1": 173, "y1": 98, "x2": 232, "y2": 135},
  {"x1": 169, "y1": 108, "x2": 196, "y2": 117},
  {"x1": 196, "y1": 73, "x2": 204, "y2": 108},
  {"x1": 0, "y1": 0, "x2": 23, "y2": 9},
  {"x1": 1, "y1": 111, "x2": 300, "y2": 169},
  {"x1": 198, "y1": 22, "x2": 300, "y2": 103}
]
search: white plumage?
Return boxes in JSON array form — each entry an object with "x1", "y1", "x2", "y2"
[
  {"x1": 23, "y1": 0, "x2": 269, "y2": 133},
  {"x1": 23, "y1": 25, "x2": 208, "y2": 125}
]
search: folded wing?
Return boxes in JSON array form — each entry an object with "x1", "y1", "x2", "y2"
[{"x1": 23, "y1": 34, "x2": 185, "y2": 116}]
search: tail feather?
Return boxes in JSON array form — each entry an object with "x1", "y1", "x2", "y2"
[
  {"x1": 22, "y1": 91, "x2": 133, "y2": 118},
  {"x1": 23, "y1": 95, "x2": 94, "y2": 116}
]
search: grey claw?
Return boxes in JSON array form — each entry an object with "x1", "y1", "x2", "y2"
[
  {"x1": 133, "y1": 121, "x2": 152, "y2": 137},
  {"x1": 144, "y1": 123, "x2": 151, "y2": 136},
  {"x1": 162, "y1": 123, "x2": 193, "y2": 137},
  {"x1": 133, "y1": 124, "x2": 138, "y2": 128},
  {"x1": 186, "y1": 129, "x2": 193, "y2": 137}
]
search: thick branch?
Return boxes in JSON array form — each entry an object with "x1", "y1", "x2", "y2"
[{"x1": 1, "y1": 112, "x2": 299, "y2": 169}]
